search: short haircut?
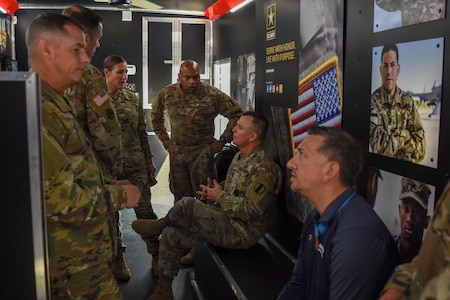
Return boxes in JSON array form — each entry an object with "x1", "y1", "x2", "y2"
[
  {"x1": 381, "y1": 44, "x2": 399, "y2": 63},
  {"x1": 25, "y1": 13, "x2": 84, "y2": 61},
  {"x1": 307, "y1": 126, "x2": 364, "y2": 187},
  {"x1": 62, "y1": 4, "x2": 103, "y2": 36},
  {"x1": 242, "y1": 111, "x2": 268, "y2": 140},
  {"x1": 103, "y1": 54, "x2": 127, "y2": 71},
  {"x1": 179, "y1": 59, "x2": 199, "y2": 72}
]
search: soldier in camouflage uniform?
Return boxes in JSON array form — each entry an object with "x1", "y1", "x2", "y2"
[
  {"x1": 370, "y1": 44, "x2": 426, "y2": 163},
  {"x1": 103, "y1": 54, "x2": 159, "y2": 277},
  {"x1": 26, "y1": 13, "x2": 141, "y2": 299},
  {"x1": 379, "y1": 179, "x2": 450, "y2": 300},
  {"x1": 133, "y1": 112, "x2": 282, "y2": 300},
  {"x1": 62, "y1": 4, "x2": 123, "y2": 181},
  {"x1": 151, "y1": 59, "x2": 242, "y2": 201},
  {"x1": 376, "y1": 0, "x2": 445, "y2": 27},
  {"x1": 61, "y1": 5, "x2": 130, "y2": 280},
  {"x1": 151, "y1": 59, "x2": 242, "y2": 264}
]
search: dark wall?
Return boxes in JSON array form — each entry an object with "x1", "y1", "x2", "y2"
[
  {"x1": 15, "y1": 9, "x2": 145, "y2": 93},
  {"x1": 212, "y1": 3, "x2": 256, "y2": 101},
  {"x1": 15, "y1": 9, "x2": 204, "y2": 102}
]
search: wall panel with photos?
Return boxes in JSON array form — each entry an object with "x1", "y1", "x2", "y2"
[
  {"x1": 344, "y1": 0, "x2": 449, "y2": 263},
  {"x1": 0, "y1": 13, "x2": 16, "y2": 71}
]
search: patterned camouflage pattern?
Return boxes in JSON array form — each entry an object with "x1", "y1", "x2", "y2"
[
  {"x1": 157, "y1": 146, "x2": 282, "y2": 277},
  {"x1": 370, "y1": 85, "x2": 425, "y2": 163},
  {"x1": 111, "y1": 89, "x2": 159, "y2": 255},
  {"x1": 65, "y1": 63, "x2": 123, "y2": 257},
  {"x1": 151, "y1": 82, "x2": 242, "y2": 200},
  {"x1": 151, "y1": 82, "x2": 242, "y2": 145},
  {"x1": 41, "y1": 81, "x2": 128, "y2": 294},
  {"x1": 381, "y1": 180, "x2": 450, "y2": 299},
  {"x1": 64, "y1": 63, "x2": 123, "y2": 182},
  {"x1": 169, "y1": 143, "x2": 218, "y2": 201},
  {"x1": 50, "y1": 261, "x2": 123, "y2": 299},
  {"x1": 376, "y1": 0, "x2": 445, "y2": 26}
]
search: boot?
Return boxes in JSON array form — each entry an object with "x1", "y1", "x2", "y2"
[
  {"x1": 147, "y1": 275, "x2": 174, "y2": 300},
  {"x1": 132, "y1": 217, "x2": 167, "y2": 237},
  {"x1": 180, "y1": 248, "x2": 195, "y2": 265},
  {"x1": 111, "y1": 251, "x2": 131, "y2": 281},
  {"x1": 152, "y1": 255, "x2": 160, "y2": 278}
]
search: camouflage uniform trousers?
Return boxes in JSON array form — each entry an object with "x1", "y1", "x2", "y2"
[
  {"x1": 169, "y1": 143, "x2": 217, "y2": 202},
  {"x1": 50, "y1": 261, "x2": 123, "y2": 299},
  {"x1": 116, "y1": 171, "x2": 159, "y2": 256},
  {"x1": 157, "y1": 197, "x2": 256, "y2": 277}
]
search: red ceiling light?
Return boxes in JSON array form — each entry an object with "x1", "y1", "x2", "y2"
[
  {"x1": 0, "y1": 0, "x2": 19, "y2": 15},
  {"x1": 204, "y1": 0, "x2": 245, "y2": 21}
]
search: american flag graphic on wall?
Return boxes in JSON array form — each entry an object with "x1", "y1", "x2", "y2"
[{"x1": 290, "y1": 56, "x2": 342, "y2": 151}]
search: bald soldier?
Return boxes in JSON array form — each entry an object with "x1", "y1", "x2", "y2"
[
  {"x1": 151, "y1": 59, "x2": 242, "y2": 265},
  {"x1": 151, "y1": 59, "x2": 242, "y2": 202},
  {"x1": 133, "y1": 111, "x2": 282, "y2": 300}
]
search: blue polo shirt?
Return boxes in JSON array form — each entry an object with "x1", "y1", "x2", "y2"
[{"x1": 277, "y1": 186, "x2": 399, "y2": 300}]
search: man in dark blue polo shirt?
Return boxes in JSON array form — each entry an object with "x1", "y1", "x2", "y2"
[{"x1": 277, "y1": 126, "x2": 399, "y2": 300}]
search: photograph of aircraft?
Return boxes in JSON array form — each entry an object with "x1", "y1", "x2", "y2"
[
  {"x1": 408, "y1": 81, "x2": 442, "y2": 118},
  {"x1": 408, "y1": 81, "x2": 441, "y2": 107}
]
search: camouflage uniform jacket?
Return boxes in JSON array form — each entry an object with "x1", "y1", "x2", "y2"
[
  {"x1": 217, "y1": 145, "x2": 282, "y2": 244},
  {"x1": 41, "y1": 81, "x2": 128, "y2": 280},
  {"x1": 110, "y1": 88, "x2": 153, "y2": 175},
  {"x1": 382, "y1": 180, "x2": 450, "y2": 298},
  {"x1": 370, "y1": 85, "x2": 425, "y2": 163},
  {"x1": 376, "y1": 0, "x2": 445, "y2": 26},
  {"x1": 151, "y1": 82, "x2": 242, "y2": 146},
  {"x1": 64, "y1": 63, "x2": 123, "y2": 181}
]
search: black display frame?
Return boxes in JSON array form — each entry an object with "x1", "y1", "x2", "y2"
[
  {"x1": 344, "y1": 0, "x2": 450, "y2": 205},
  {"x1": 1, "y1": 71, "x2": 49, "y2": 299}
]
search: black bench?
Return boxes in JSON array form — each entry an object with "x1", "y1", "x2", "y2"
[
  {"x1": 193, "y1": 233, "x2": 296, "y2": 300},
  {"x1": 191, "y1": 195, "x2": 303, "y2": 300}
]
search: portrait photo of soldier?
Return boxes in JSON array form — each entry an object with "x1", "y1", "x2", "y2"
[
  {"x1": 395, "y1": 177, "x2": 431, "y2": 263},
  {"x1": 369, "y1": 38, "x2": 443, "y2": 169},
  {"x1": 372, "y1": 171, "x2": 435, "y2": 263},
  {"x1": 373, "y1": 0, "x2": 446, "y2": 32}
]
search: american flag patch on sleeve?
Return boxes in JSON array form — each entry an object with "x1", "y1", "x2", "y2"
[
  {"x1": 93, "y1": 89, "x2": 109, "y2": 107},
  {"x1": 289, "y1": 56, "x2": 342, "y2": 151}
]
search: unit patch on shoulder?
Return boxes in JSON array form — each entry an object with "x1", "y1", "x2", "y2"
[
  {"x1": 93, "y1": 89, "x2": 109, "y2": 107},
  {"x1": 246, "y1": 176, "x2": 269, "y2": 204},
  {"x1": 106, "y1": 108, "x2": 115, "y2": 120},
  {"x1": 226, "y1": 98, "x2": 237, "y2": 107}
]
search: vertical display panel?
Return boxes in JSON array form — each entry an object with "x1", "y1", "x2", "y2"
[{"x1": 0, "y1": 71, "x2": 48, "y2": 299}]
